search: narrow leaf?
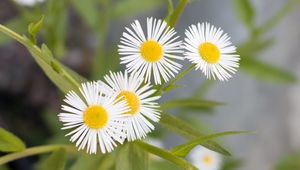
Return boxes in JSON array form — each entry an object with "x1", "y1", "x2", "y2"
[
  {"x1": 170, "y1": 131, "x2": 252, "y2": 157},
  {"x1": 39, "y1": 149, "x2": 66, "y2": 170},
  {"x1": 111, "y1": 0, "x2": 164, "y2": 19},
  {"x1": 240, "y1": 57, "x2": 296, "y2": 83},
  {"x1": 161, "y1": 98, "x2": 224, "y2": 110},
  {"x1": 135, "y1": 141, "x2": 197, "y2": 170},
  {"x1": 0, "y1": 128, "x2": 25, "y2": 152},
  {"x1": 71, "y1": 0, "x2": 98, "y2": 30},
  {"x1": 116, "y1": 143, "x2": 148, "y2": 170},
  {"x1": 160, "y1": 112, "x2": 231, "y2": 156},
  {"x1": 233, "y1": 0, "x2": 255, "y2": 29}
]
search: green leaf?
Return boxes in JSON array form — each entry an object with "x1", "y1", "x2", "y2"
[
  {"x1": 221, "y1": 158, "x2": 243, "y2": 170},
  {"x1": 233, "y1": 0, "x2": 255, "y2": 29},
  {"x1": 28, "y1": 15, "x2": 44, "y2": 44},
  {"x1": 38, "y1": 149, "x2": 66, "y2": 170},
  {"x1": 170, "y1": 131, "x2": 252, "y2": 157},
  {"x1": 135, "y1": 141, "x2": 197, "y2": 170},
  {"x1": 70, "y1": 155, "x2": 102, "y2": 170},
  {"x1": 0, "y1": 24, "x2": 84, "y2": 94},
  {"x1": 0, "y1": 128, "x2": 26, "y2": 152},
  {"x1": 111, "y1": 0, "x2": 164, "y2": 19},
  {"x1": 116, "y1": 143, "x2": 148, "y2": 170},
  {"x1": 44, "y1": 0, "x2": 68, "y2": 58},
  {"x1": 160, "y1": 112, "x2": 231, "y2": 156},
  {"x1": 275, "y1": 150, "x2": 300, "y2": 170},
  {"x1": 161, "y1": 98, "x2": 224, "y2": 110},
  {"x1": 240, "y1": 57, "x2": 296, "y2": 83},
  {"x1": 71, "y1": 0, "x2": 98, "y2": 30}
]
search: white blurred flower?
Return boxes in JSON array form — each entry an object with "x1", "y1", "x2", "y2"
[
  {"x1": 14, "y1": 0, "x2": 45, "y2": 6},
  {"x1": 188, "y1": 146, "x2": 222, "y2": 170}
]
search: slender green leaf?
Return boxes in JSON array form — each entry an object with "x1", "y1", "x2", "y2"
[
  {"x1": 70, "y1": 155, "x2": 102, "y2": 170},
  {"x1": 44, "y1": 0, "x2": 68, "y2": 58},
  {"x1": 39, "y1": 149, "x2": 66, "y2": 170},
  {"x1": 161, "y1": 98, "x2": 224, "y2": 110},
  {"x1": 0, "y1": 128, "x2": 25, "y2": 152},
  {"x1": 135, "y1": 141, "x2": 197, "y2": 170},
  {"x1": 71, "y1": 0, "x2": 98, "y2": 30},
  {"x1": 170, "y1": 131, "x2": 252, "y2": 157},
  {"x1": 160, "y1": 112, "x2": 231, "y2": 156},
  {"x1": 240, "y1": 57, "x2": 296, "y2": 83},
  {"x1": 221, "y1": 158, "x2": 243, "y2": 170},
  {"x1": 116, "y1": 143, "x2": 148, "y2": 170},
  {"x1": 111, "y1": 0, "x2": 164, "y2": 19},
  {"x1": 233, "y1": 0, "x2": 255, "y2": 29}
]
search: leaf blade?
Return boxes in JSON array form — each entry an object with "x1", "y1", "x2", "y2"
[
  {"x1": 0, "y1": 128, "x2": 26, "y2": 153},
  {"x1": 170, "y1": 131, "x2": 252, "y2": 157}
]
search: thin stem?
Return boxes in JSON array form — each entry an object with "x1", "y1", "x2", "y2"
[
  {"x1": 168, "y1": 0, "x2": 189, "y2": 27},
  {"x1": 0, "y1": 24, "x2": 27, "y2": 44},
  {"x1": 160, "y1": 64, "x2": 196, "y2": 94},
  {"x1": 0, "y1": 145, "x2": 76, "y2": 165},
  {"x1": 135, "y1": 141, "x2": 197, "y2": 170}
]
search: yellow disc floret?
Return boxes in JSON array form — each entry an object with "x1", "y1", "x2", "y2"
[
  {"x1": 202, "y1": 154, "x2": 213, "y2": 166},
  {"x1": 140, "y1": 40, "x2": 163, "y2": 62},
  {"x1": 83, "y1": 105, "x2": 108, "y2": 129},
  {"x1": 117, "y1": 91, "x2": 140, "y2": 114},
  {"x1": 199, "y1": 42, "x2": 220, "y2": 64}
]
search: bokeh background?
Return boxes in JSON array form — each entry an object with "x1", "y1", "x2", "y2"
[{"x1": 0, "y1": 0, "x2": 300, "y2": 170}]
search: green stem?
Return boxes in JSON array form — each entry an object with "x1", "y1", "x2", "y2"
[
  {"x1": 0, "y1": 145, "x2": 76, "y2": 165},
  {"x1": 160, "y1": 64, "x2": 196, "y2": 94},
  {"x1": 168, "y1": 0, "x2": 189, "y2": 27},
  {"x1": 135, "y1": 141, "x2": 197, "y2": 170},
  {"x1": 0, "y1": 24, "x2": 27, "y2": 44}
]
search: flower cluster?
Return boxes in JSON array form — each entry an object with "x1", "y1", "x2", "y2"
[{"x1": 58, "y1": 17, "x2": 240, "y2": 154}]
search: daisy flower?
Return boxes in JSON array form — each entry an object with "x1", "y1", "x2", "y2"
[
  {"x1": 188, "y1": 146, "x2": 222, "y2": 170},
  {"x1": 183, "y1": 22, "x2": 240, "y2": 81},
  {"x1": 99, "y1": 71, "x2": 161, "y2": 141},
  {"x1": 58, "y1": 82, "x2": 129, "y2": 154},
  {"x1": 118, "y1": 17, "x2": 183, "y2": 85}
]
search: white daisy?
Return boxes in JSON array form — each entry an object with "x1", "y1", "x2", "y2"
[
  {"x1": 99, "y1": 71, "x2": 161, "y2": 141},
  {"x1": 183, "y1": 22, "x2": 240, "y2": 81},
  {"x1": 188, "y1": 146, "x2": 222, "y2": 170},
  {"x1": 118, "y1": 17, "x2": 183, "y2": 85},
  {"x1": 58, "y1": 82, "x2": 129, "y2": 154}
]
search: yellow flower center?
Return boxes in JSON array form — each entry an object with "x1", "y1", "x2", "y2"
[
  {"x1": 83, "y1": 105, "x2": 108, "y2": 129},
  {"x1": 202, "y1": 154, "x2": 213, "y2": 166},
  {"x1": 117, "y1": 91, "x2": 140, "y2": 115},
  {"x1": 140, "y1": 40, "x2": 163, "y2": 62},
  {"x1": 199, "y1": 42, "x2": 220, "y2": 64}
]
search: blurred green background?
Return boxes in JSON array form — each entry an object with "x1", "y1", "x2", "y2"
[{"x1": 0, "y1": 0, "x2": 300, "y2": 170}]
